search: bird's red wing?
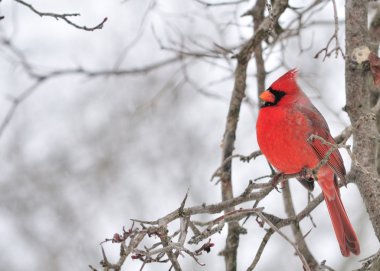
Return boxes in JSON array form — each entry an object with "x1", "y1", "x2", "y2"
[
  {"x1": 310, "y1": 134, "x2": 346, "y2": 184},
  {"x1": 297, "y1": 104, "x2": 347, "y2": 184}
]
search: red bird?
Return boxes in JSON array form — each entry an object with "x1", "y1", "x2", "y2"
[{"x1": 256, "y1": 69, "x2": 360, "y2": 256}]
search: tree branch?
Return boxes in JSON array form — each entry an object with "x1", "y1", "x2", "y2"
[
  {"x1": 282, "y1": 181, "x2": 318, "y2": 269},
  {"x1": 218, "y1": 1, "x2": 288, "y2": 270},
  {"x1": 345, "y1": 0, "x2": 380, "y2": 241},
  {"x1": 314, "y1": 0, "x2": 344, "y2": 60},
  {"x1": 13, "y1": 0, "x2": 107, "y2": 31},
  {"x1": 0, "y1": 38, "x2": 184, "y2": 140},
  {"x1": 194, "y1": 0, "x2": 248, "y2": 7},
  {"x1": 256, "y1": 212, "x2": 312, "y2": 271}
]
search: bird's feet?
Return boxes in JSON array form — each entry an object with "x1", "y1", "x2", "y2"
[
  {"x1": 297, "y1": 167, "x2": 315, "y2": 191},
  {"x1": 271, "y1": 172, "x2": 285, "y2": 192},
  {"x1": 299, "y1": 167, "x2": 313, "y2": 179}
]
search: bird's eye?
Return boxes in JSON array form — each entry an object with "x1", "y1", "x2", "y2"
[
  {"x1": 259, "y1": 88, "x2": 286, "y2": 107},
  {"x1": 268, "y1": 87, "x2": 286, "y2": 102}
]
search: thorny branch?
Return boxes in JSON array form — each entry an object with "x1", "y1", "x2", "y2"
[
  {"x1": 92, "y1": 127, "x2": 355, "y2": 270},
  {"x1": 94, "y1": 193, "x2": 313, "y2": 270},
  {"x1": 13, "y1": 0, "x2": 107, "y2": 31}
]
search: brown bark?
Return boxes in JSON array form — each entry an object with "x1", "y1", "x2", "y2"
[
  {"x1": 369, "y1": 7, "x2": 380, "y2": 176},
  {"x1": 252, "y1": 0, "x2": 266, "y2": 98},
  {"x1": 219, "y1": 1, "x2": 288, "y2": 270},
  {"x1": 282, "y1": 181, "x2": 319, "y2": 270},
  {"x1": 345, "y1": 0, "x2": 380, "y2": 240}
]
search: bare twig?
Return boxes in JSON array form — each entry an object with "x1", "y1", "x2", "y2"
[
  {"x1": 194, "y1": 0, "x2": 248, "y2": 7},
  {"x1": 246, "y1": 229, "x2": 273, "y2": 271},
  {"x1": 314, "y1": 0, "x2": 344, "y2": 60},
  {"x1": 14, "y1": 0, "x2": 107, "y2": 31},
  {"x1": 113, "y1": 0, "x2": 157, "y2": 69},
  {"x1": 0, "y1": 38, "x2": 183, "y2": 140},
  {"x1": 210, "y1": 150, "x2": 262, "y2": 182},
  {"x1": 282, "y1": 181, "x2": 318, "y2": 269},
  {"x1": 256, "y1": 212, "x2": 312, "y2": 271},
  {"x1": 0, "y1": 80, "x2": 44, "y2": 138},
  {"x1": 334, "y1": 125, "x2": 352, "y2": 144},
  {"x1": 354, "y1": 250, "x2": 380, "y2": 271}
]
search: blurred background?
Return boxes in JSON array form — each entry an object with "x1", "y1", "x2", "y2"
[{"x1": 0, "y1": 0, "x2": 377, "y2": 270}]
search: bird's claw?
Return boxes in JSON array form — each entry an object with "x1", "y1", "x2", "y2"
[
  {"x1": 299, "y1": 167, "x2": 312, "y2": 180},
  {"x1": 271, "y1": 173, "x2": 284, "y2": 192}
]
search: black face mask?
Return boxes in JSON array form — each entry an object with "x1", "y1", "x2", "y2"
[{"x1": 261, "y1": 87, "x2": 286, "y2": 107}]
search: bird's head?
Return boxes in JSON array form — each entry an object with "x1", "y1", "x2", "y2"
[{"x1": 259, "y1": 69, "x2": 300, "y2": 107}]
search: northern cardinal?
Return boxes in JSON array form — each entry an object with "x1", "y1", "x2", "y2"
[{"x1": 256, "y1": 69, "x2": 360, "y2": 256}]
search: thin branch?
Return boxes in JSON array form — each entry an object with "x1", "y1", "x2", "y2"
[
  {"x1": 31, "y1": 57, "x2": 182, "y2": 79},
  {"x1": 256, "y1": 212, "x2": 312, "y2": 271},
  {"x1": 113, "y1": 0, "x2": 157, "y2": 69},
  {"x1": 210, "y1": 150, "x2": 262, "y2": 182},
  {"x1": 314, "y1": 0, "x2": 344, "y2": 60},
  {"x1": 246, "y1": 229, "x2": 273, "y2": 271},
  {"x1": 334, "y1": 125, "x2": 352, "y2": 144},
  {"x1": 282, "y1": 181, "x2": 318, "y2": 269},
  {"x1": 354, "y1": 250, "x2": 380, "y2": 271},
  {"x1": 0, "y1": 38, "x2": 184, "y2": 140},
  {"x1": 0, "y1": 79, "x2": 45, "y2": 138},
  {"x1": 13, "y1": 0, "x2": 107, "y2": 31},
  {"x1": 194, "y1": 0, "x2": 248, "y2": 7}
]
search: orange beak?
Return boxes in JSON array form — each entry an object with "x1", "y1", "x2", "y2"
[{"x1": 259, "y1": 91, "x2": 275, "y2": 103}]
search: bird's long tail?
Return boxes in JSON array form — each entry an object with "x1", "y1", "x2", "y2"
[{"x1": 321, "y1": 176, "x2": 360, "y2": 257}]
